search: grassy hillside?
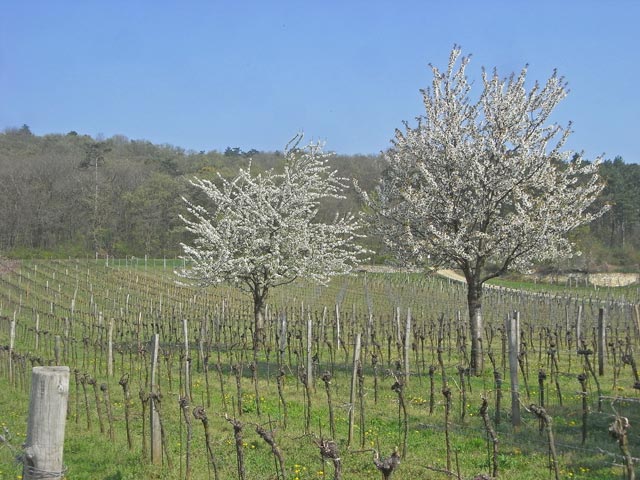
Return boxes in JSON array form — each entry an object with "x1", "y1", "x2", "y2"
[{"x1": 1, "y1": 260, "x2": 639, "y2": 479}]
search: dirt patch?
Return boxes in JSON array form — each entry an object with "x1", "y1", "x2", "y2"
[
  {"x1": 532, "y1": 272, "x2": 638, "y2": 287},
  {"x1": 587, "y1": 273, "x2": 639, "y2": 287},
  {"x1": 358, "y1": 265, "x2": 421, "y2": 274},
  {"x1": 436, "y1": 269, "x2": 466, "y2": 283},
  {"x1": 0, "y1": 258, "x2": 21, "y2": 276}
]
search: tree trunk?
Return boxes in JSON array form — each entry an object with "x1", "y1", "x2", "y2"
[
  {"x1": 253, "y1": 290, "x2": 267, "y2": 350},
  {"x1": 466, "y1": 278, "x2": 484, "y2": 376}
]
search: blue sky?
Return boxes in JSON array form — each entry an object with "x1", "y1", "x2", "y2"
[{"x1": 1, "y1": 1, "x2": 638, "y2": 161}]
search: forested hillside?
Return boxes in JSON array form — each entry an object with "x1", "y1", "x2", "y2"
[
  {"x1": 0, "y1": 126, "x2": 384, "y2": 259},
  {"x1": 0, "y1": 126, "x2": 638, "y2": 270}
]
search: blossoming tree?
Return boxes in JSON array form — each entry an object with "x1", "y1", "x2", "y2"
[
  {"x1": 178, "y1": 136, "x2": 366, "y2": 347},
  {"x1": 360, "y1": 47, "x2": 605, "y2": 374}
]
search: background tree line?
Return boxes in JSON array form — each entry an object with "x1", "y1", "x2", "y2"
[
  {"x1": 0, "y1": 126, "x2": 384, "y2": 259},
  {"x1": 0, "y1": 125, "x2": 637, "y2": 271}
]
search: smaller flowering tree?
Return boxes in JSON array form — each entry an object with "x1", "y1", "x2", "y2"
[{"x1": 178, "y1": 136, "x2": 366, "y2": 346}]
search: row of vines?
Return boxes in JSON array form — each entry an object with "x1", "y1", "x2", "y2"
[{"x1": 1, "y1": 259, "x2": 640, "y2": 479}]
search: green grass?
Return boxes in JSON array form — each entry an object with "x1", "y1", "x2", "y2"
[
  {"x1": 1, "y1": 260, "x2": 639, "y2": 479},
  {"x1": 4, "y1": 366, "x2": 628, "y2": 480},
  {"x1": 0, "y1": 372, "x2": 619, "y2": 480}
]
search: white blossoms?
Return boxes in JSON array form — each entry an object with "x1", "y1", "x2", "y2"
[{"x1": 178, "y1": 135, "x2": 367, "y2": 339}]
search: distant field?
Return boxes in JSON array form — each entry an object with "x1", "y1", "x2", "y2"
[{"x1": 487, "y1": 275, "x2": 640, "y2": 302}]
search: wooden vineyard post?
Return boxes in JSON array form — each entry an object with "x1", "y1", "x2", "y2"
[
  {"x1": 507, "y1": 312, "x2": 521, "y2": 428},
  {"x1": 279, "y1": 313, "x2": 287, "y2": 366},
  {"x1": 23, "y1": 366, "x2": 70, "y2": 480},
  {"x1": 107, "y1": 318, "x2": 114, "y2": 377},
  {"x1": 598, "y1": 307, "x2": 606, "y2": 376},
  {"x1": 404, "y1": 309, "x2": 411, "y2": 384},
  {"x1": 576, "y1": 304, "x2": 583, "y2": 344},
  {"x1": 150, "y1": 334, "x2": 162, "y2": 464},
  {"x1": 335, "y1": 304, "x2": 341, "y2": 351},
  {"x1": 9, "y1": 318, "x2": 15, "y2": 383},
  {"x1": 183, "y1": 318, "x2": 191, "y2": 401},
  {"x1": 306, "y1": 314, "x2": 314, "y2": 387},
  {"x1": 53, "y1": 335, "x2": 62, "y2": 365},
  {"x1": 347, "y1": 333, "x2": 362, "y2": 448},
  {"x1": 34, "y1": 313, "x2": 40, "y2": 350},
  {"x1": 320, "y1": 306, "x2": 327, "y2": 350}
]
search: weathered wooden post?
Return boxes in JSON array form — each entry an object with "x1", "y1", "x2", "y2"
[
  {"x1": 507, "y1": 312, "x2": 521, "y2": 428},
  {"x1": 9, "y1": 318, "x2": 16, "y2": 383},
  {"x1": 598, "y1": 307, "x2": 606, "y2": 376},
  {"x1": 279, "y1": 313, "x2": 287, "y2": 366},
  {"x1": 107, "y1": 318, "x2": 114, "y2": 377},
  {"x1": 54, "y1": 335, "x2": 61, "y2": 365},
  {"x1": 150, "y1": 334, "x2": 162, "y2": 464},
  {"x1": 183, "y1": 318, "x2": 191, "y2": 401},
  {"x1": 306, "y1": 314, "x2": 313, "y2": 387},
  {"x1": 34, "y1": 313, "x2": 40, "y2": 350},
  {"x1": 347, "y1": 333, "x2": 362, "y2": 447},
  {"x1": 394, "y1": 306, "x2": 401, "y2": 346},
  {"x1": 23, "y1": 366, "x2": 70, "y2": 480},
  {"x1": 403, "y1": 308, "x2": 411, "y2": 384},
  {"x1": 335, "y1": 304, "x2": 341, "y2": 351},
  {"x1": 576, "y1": 303, "x2": 583, "y2": 344}
]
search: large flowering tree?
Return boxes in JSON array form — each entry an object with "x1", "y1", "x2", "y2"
[
  {"x1": 178, "y1": 136, "x2": 366, "y2": 346},
  {"x1": 360, "y1": 47, "x2": 605, "y2": 374}
]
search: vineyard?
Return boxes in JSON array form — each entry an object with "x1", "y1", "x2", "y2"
[{"x1": 1, "y1": 258, "x2": 640, "y2": 479}]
